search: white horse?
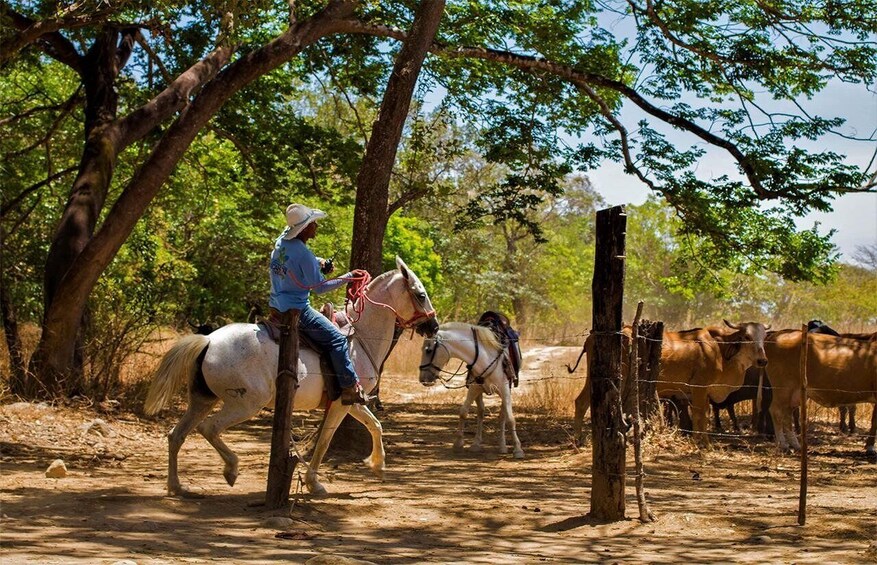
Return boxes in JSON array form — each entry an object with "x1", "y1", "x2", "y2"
[
  {"x1": 418, "y1": 322, "x2": 524, "y2": 458},
  {"x1": 144, "y1": 257, "x2": 438, "y2": 496}
]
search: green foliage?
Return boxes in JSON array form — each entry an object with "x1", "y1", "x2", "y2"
[
  {"x1": 3, "y1": 0, "x2": 877, "y2": 400},
  {"x1": 1, "y1": 57, "x2": 83, "y2": 321},
  {"x1": 382, "y1": 215, "x2": 443, "y2": 294}
]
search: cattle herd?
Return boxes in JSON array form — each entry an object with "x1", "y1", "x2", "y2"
[{"x1": 572, "y1": 320, "x2": 877, "y2": 459}]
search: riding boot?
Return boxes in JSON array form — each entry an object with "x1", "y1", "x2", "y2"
[{"x1": 340, "y1": 383, "x2": 369, "y2": 405}]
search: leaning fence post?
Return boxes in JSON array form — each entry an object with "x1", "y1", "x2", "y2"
[
  {"x1": 630, "y1": 302, "x2": 655, "y2": 522},
  {"x1": 797, "y1": 323, "x2": 809, "y2": 526},
  {"x1": 266, "y1": 308, "x2": 301, "y2": 509}
]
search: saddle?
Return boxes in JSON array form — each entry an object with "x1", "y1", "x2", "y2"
[
  {"x1": 257, "y1": 311, "x2": 342, "y2": 404},
  {"x1": 476, "y1": 310, "x2": 523, "y2": 387}
]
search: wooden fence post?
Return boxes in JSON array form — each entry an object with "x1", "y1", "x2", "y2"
[
  {"x1": 628, "y1": 303, "x2": 656, "y2": 522},
  {"x1": 589, "y1": 205, "x2": 627, "y2": 521},
  {"x1": 797, "y1": 323, "x2": 809, "y2": 525},
  {"x1": 266, "y1": 308, "x2": 301, "y2": 509},
  {"x1": 638, "y1": 320, "x2": 663, "y2": 425}
]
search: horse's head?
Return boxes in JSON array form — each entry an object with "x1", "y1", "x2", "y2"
[
  {"x1": 392, "y1": 256, "x2": 439, "y2": 337},
  {"x1": 418, "y1": 332, "x2": 449, "y2": 386}
]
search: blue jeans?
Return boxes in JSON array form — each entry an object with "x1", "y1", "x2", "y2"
[{"x1": 298, "y1": 305, "x2": 359, "y2": 389}]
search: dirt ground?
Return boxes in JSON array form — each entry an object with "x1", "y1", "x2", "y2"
[{"x1": 1, "y1": 345, "x2": 876, "y2": 564}]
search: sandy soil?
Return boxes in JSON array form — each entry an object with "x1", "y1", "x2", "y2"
[{"x1": 2, "y1": 345, "x2": 876, "y2": 564}]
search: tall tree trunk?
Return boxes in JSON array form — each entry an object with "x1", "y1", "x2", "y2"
[
  {"x1": 338, "y1": 1, "x2": 445, "y2": 452},
  {"x1": 502, "y1": 226, "x2": 526, "y2": 325},
  {"x1": 350, "y1": 0, "x2": 445, "y2": 275},
  {"x1": 28, "y1": 4, "x2": 356, "y2": 392},
  {"x1": 36, "y1": 28, "x2": 124, "y2": 395}
]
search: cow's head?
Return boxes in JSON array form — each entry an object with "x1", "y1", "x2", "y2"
[{"x1": 721, "y1": 320, "x2": 769, "y2": 368}]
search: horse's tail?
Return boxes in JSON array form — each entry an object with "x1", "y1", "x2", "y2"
[{"x1": 144, "y1": 334, "x2": 210, "y2": 415}]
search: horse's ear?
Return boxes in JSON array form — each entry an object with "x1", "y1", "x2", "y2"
[{"x1": 396, "y1": 256, "x2": 410, "y2": 280}]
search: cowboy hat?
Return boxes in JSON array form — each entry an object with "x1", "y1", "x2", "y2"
[{"x1": 282, "y1": 203, "x2": 327, "y2": 240}]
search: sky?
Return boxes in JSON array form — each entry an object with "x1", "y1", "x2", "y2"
[
  {"x1": 420, "y1": 16, "x2": 877, "y2": 265},
  {"x1": 587, "y1": 81, "x2": 877, "y2": 263},
  {"x1": 579, "y1": 9, "x2": 877, "y2": 265}
]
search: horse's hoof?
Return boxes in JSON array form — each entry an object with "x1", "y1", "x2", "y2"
[
  {"x1": 308, "y1": 482, "x2": 328, "y2": 496},
  {"x1": 363, "y1": 456, "x2": 386, "y2": 480},
  {"x1": 513, "y1": 450, "x2": 525, "y2": 459},
  {"x1": 468, "y1": 444, "x2": 483, "y2": 453},
  {"x1": 224, "y1": 470, "x2": 238, "y2": 487},
  {"x1": 169, "y1": 486, "x2": 205, "y2": 499},
  {"x1": 452, "y1": 441, "x2": 465, "y2": 452}
]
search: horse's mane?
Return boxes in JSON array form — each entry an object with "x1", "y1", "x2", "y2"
[
  {"x1": 364, "y1": 269, "x2": 402, "y2": 296},
  {"x1": 368, "y1": 269, "x2": 396, "y2": 288},
  {"x1": 442, "y1": 322, "x2": 502, "y2": 351}
]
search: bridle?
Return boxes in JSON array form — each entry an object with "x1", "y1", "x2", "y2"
[
  {"x1": 363, "y1": 290, "x2": 436, "y2": 330},
  {"x1": 348, "y1": 271, "x2": 436, "y2": 331},
  {"x1": 418, "y1": 334, "x2": 452, "y2": 375},
  {"x1": 419, "y1": 328, "x2": 505, "y2": 387}
]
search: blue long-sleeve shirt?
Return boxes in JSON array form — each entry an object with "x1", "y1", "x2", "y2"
[{"x1": 269, "y1": 236, "x2": 347, "y2": 311}]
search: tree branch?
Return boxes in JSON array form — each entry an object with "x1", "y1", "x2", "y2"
[
  {"x1": 1, "y1": 166, "x2": 78, "y2": 219},
  {"x1": 339, "y1": 20, "x2": 877, "y2": 198},
  {"x1": 0, "y1": 3, "x2": 93, "y2": 72},
  {"x1": 4, "y1": 88, "x2": 81, "y2": 159}
]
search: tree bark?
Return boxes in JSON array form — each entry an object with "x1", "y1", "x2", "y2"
[
  {"x1": 334, "y1": 0, "x2": 445, "y2": 450},
  {"x1": 29, "y1": 3, "x2": 358, "y2": 391},
  {"x1": 37, "y1": 28, "x2": 123, "y2": 395},
  {"x1": 266, "y1": 309, "x2": 301, "y2": 509},
  {"x1": 589, "y1": 205, "x2": 627, "y2": 522},
  {"x1": 350, "y1": 0, "x2": 445, "y2": 275}
]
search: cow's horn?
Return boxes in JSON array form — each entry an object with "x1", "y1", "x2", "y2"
[{"x1": 723, "y1": 319, "x2": 740, "y2": 329}]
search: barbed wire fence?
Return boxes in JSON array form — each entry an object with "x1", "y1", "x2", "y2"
[{"x1": 376, "y1": 318, "x2": 876, "y2": 524}]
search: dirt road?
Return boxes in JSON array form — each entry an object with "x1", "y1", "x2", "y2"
[{"x1": 2, "y1": 345, "x2": 875, "y2": 563}]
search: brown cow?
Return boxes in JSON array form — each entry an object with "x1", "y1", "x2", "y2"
[
  {"x1": 573, "y1": 320, "x2": 769, "y2": 446},
  {"x1": 766, "y1": 330, "x2": 877, "y2": 456}
]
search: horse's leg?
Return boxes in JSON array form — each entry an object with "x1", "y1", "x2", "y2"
[
  {"x1": 500, "y1": 384, "x2": 524, "y2": 459},
  {"x1": 498, "y1": 392, "x2": 507, "y2": 454},
  {"x1": 572, "y1": 379, "x2": 590, "y2": 444},
  {"x1": 864, "y1": 405, "x2": 876, "y2": 457},
  {"x1": 455, "y1": 386, "x2": 479, "y2": 452},
  {"x1": 167, "y1": 392, "x2": 218, "y2": 497},
  {"x1": 347, "y1": 404, "x2": 385, "y2": 479},
  {"x1": 305, "y1": 401, "x2": 352, "y2": 495},
  {"x1": 196, "y1": 397, "x2": 264, "y2": 488},
  {"x1": 473, "y1": 391, "x2": 485, "y2": 452}
]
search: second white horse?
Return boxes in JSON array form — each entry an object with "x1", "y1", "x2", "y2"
[{"x1": 418, "y1": 322, "x2": 524, "y2": 458}]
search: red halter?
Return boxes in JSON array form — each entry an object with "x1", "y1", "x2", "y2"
[{"x1": 345, "y1": 269, "x2": 436, "y2": 328}]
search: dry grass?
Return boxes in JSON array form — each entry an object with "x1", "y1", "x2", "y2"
[{"x1": 3, "y1": 322, "x2": 871, "y2": 434}]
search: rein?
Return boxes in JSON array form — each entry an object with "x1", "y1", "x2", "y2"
[
  {"x1": 346, "y1": 271, "x2": 436, "y2": 329},
  {"x1": 466, "y1": 327, "x2": 505, "y2": 384},
  {"x1": 361, "y1": 291, "x2": 435, "y2": 329},
  {"x1": 419, "y1": 327, "x2": 505, "y2": 388},
  {"x1": 418, "y1": 335, "x2": 468, "y2": 387}
]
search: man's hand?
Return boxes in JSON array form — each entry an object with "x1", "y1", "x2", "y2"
[{"x1": 320, "y1": 258, "x2": 334, "y2": 274}]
